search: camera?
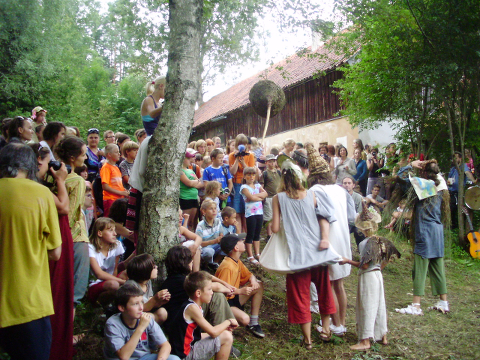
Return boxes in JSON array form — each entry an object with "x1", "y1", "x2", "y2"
[
  {"x1": 372, "y1": 152, "x2": 377, "y2": 158},
  {"x1": 48, "y1": 160, "x2": 72, "y2": 174},
  {"x1": 234, "y1": 144, "x2": 249, "y2": 158},
  {"x1": 221, "y1": 188, "x2": 230, "y2": 195}
]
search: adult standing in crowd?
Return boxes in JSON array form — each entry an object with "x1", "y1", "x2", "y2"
[
  {"x1": 366, "y1": 147, "x2": 385, "y2": 197},
  {"x1": 353, "y1": 148, "x2": 368, "y2": 195},
  {"x1": 229, "y1": 134, "x2": 256, "y2": 233},
  {"x1": 447, "y1": 151, "x2": 476, "y2": 227},
  {"x1": 39, "y1": 122, "x2": 67, "y2": 161},
  {"x1": 396, "y1": 160, "x2": 450, "y2": 315},
  {"x1": 84, "y1": 128, "x2": 105, "y2": 182},
  {"x1": 353, "y1": 139, "x2": 366, "y2": 160},
  {"x1": 141, "y1": 76, "x2": 166, "y2": 136},
  {"x1": 334, "y1": 145, "x2": 357, "y2": 185},
  {"x1": 0, "y1": 142, "x2": 62, "y2": 360},
  {"x1": 271, "y1": 155, "x2": 337, "y2": 347},
  {"x1": 7, "y1": 116, "x2": 34, "y2": 143}
]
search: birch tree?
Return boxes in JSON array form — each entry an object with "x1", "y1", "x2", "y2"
[{"x1": 136, "y1": 0, "x2": 202, "y2": 278}]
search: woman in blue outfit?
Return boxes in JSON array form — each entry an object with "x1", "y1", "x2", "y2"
[
  {"x1": 353, "y1": 148, "x2": 368, "y2": 195},
  {"x1": 141, "y1": 77, "x2": 166, "y2": 136}
]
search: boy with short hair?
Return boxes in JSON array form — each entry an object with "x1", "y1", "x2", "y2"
[
  {"x1": 203, "y1": 148, "x2": 233, "y2": 209},
  {"x1": 104, "y1": 283, "x2": 179, "y2": 360},
  {"x1": 215, "y1": 234, "x2": 266, "y2": 338},
  {"x1": 196, "y1": 200, "x2": 223, "y2": 269},
  {"x1": 219, "y1": 207, "x2": 237, "y2": 236},
  {"x1": 119, "y1": 140, "x2": 140, "y2": 190},
  {"x1": 104, "y1": 130, "x2": 116, "y2": 145},
  {"x1": 260, "y1": 154, "x2": 281, "y2": 242},
  {"x1": 169, "y1": 271, "x2": 237, "y2": 360},
  {"x1": 100, "y1": 144, "x2": 129, "y2": 217}
]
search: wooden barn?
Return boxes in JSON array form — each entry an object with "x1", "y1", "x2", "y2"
[{"x1": 191, "y1": 41, "x2": 361, "y2": 153}]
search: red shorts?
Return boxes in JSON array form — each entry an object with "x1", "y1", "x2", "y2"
[
  {"x1": 286, "y1": 266, "x2": 336, "y2": 324},
  {"x1": 87, "y1": 281, "x2": 106, "y2": 303}
]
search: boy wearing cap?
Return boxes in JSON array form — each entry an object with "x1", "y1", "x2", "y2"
[
  {"x1": 260, "y1": 155, "x2": 281, "y2": 242},
  {"x1": 215, "y1": 234, "x2": 265, "y2": 338}
]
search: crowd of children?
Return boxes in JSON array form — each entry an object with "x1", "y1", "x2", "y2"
[{"x1": 0, "y1": 105, "x2": 455, "y2": 360}]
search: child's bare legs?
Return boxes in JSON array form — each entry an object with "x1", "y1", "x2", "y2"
[
  {"x1": 235, "y1": 213, "x2": 246, "y2": 233},
  {"x1": 330, "y1": 279, "x2": 347, "y2": 328},
  {"x1": 385, "y1": 211, "x2": 400, "y2": 229},
  {"x1": 97, "y1": 280, "x2": 121, "y2": 307},
  {"x1": 253, "y1": 240, "x2": 260, "y2": 258},
  {"x1": 245, "y1": 243, "x2": 254, "y2": 259},
  {"x1": 213, "y1": 330, "x2": 233, "y2": 360},
  {"x1": 153, "y1": 307, "x2": 168, "y2": 324},
  {"x1": 184, "y1": 207, "x2": 197, "y2": 231}
]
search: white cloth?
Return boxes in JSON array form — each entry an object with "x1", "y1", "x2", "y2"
[
  {"x1": 88, "y1": 240, "x2": 125, "y2": 286},
  {"x1": 259, "y1": 221, "x2": 341, "y2": 275},
  {"x1": 39, "y1": 140, "x2": 55, "y2": 161},
  {"x1": 311, "y1": 184, "x2": 352, "y2": 281},
  {"x1": 356, "y1": 271, "x2": 387, "y2": 341},
  {"x1": 128, "y1": 135, "x2": 151, "y2": 192}
]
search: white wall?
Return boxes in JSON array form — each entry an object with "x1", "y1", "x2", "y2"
[{"x1": 358, "y1": 122, "x2": 397, "y2": 150}]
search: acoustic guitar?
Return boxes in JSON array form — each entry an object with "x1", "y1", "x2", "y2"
[{"x1": 461, "y1": 206, "x2": 480, "y2": 259}]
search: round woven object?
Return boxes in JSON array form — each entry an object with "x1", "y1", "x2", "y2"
[{"x1": 249, "y1": 80, "x2": 286, "y2": 118}]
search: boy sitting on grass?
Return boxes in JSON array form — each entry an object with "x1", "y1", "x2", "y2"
[
  {"x1": 104, "y1": 283, "x2": 179, "y2": 360},
  {"x1": 169, "y1": 271, "x2": 237, "y2": 360},
  {"x1": 219, "y1": 206, "x2": 238, "y2": 236},
  {"x1": 215, "y1": 233, "x2": 265, "y2": 338},
  {"x1": 196, "y1": 199, "x2": 224, "y2": 270}
]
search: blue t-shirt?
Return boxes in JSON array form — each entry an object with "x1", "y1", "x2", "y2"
[
  {"x1": 104, "y1": 313, "x2": 167, "y2": 360},
  {"x1": 203, "y1": 165, "x2": 232, "y2": 190},
  {"x1": 220, "y1": 222, "x2": 237, "y2": 236},
  {"x1": 240, "y1": 183, "x2": 264, "y2": 217},
  {"x1": 448, "y1": 163, "x2": 469, "y2": 192}
]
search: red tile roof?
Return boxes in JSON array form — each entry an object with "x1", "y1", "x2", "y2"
[{"x1": 193, "y1": 43, "x2": 346, "y2": 128}]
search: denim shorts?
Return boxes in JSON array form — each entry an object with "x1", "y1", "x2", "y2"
[{"x1": 232, "y1": 183, "x2": 245, "y2": 214}]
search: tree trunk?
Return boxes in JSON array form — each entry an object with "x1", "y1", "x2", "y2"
[{"x1": 137, "y1": 0, "x2": 203, "y2": 280}]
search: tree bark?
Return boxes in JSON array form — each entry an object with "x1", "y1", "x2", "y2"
[{"x1": 137, "y1": 0, "x2": 203, "y2": 280}]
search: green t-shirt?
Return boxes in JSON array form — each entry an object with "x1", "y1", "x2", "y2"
[{"x1": 180, "y1": 168, "x2": 198, "y2": 200}]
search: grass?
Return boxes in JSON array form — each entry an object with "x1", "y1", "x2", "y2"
[{"x1": 70, "y1": 230, "x2": 480, "y2": 360}]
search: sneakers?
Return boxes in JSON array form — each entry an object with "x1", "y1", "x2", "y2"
[
  {"x1": 247, "y1": 324, "x2": 265, "y2": 338},
  {"x1": 395, "y1": 304, "x2": 423, "y2": 315},
  {"x1": 230, "y1": 346, "x2": 242, "y2": 358},
  {"x1": 316, "y1": 324, "x2": 346, "y2": 336},
  {"x1": 428, "y1": 301, "x2": 450, "y2": 313}
]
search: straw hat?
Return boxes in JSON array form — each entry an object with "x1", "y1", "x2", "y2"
[{"x1": 355, "y1": 201, "x2": 381, "y2": 231}]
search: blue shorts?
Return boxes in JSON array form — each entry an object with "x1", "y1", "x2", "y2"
[{"x1": 232, "y1": 183, "x2": 245, "y2": 214}]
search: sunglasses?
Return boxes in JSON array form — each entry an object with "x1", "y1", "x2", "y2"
[{"x1": 88, "y1": 128, "x2": 99, "y2": 135}]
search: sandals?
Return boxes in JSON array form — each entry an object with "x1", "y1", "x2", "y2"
[
  {"x1": 317, "y1": 328, "x2": 332, "y2": 342},
  {"x1": 395, "y1": 304, "x2": 423, "y2": 315},
  {"x1": 247, "y1": 256, "x2": 259, "y2": 265},
  {"x1": 254, "y1": 253, "x2": 261, "y2": 261},
  {"x1": 73, "y1": 333, "x2": 85, "y2": 346},
  {"x1": 301, "y1": 339, "x2": 312, "y2": 350}
]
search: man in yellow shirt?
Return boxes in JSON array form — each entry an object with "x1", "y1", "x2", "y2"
[{"x1": 0, "y1": 142, "x2": 62, "y2": 360}]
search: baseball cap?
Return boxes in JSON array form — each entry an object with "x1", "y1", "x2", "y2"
[
  {"x1": 220, "y1": 233, "x2": 247, "y2": 254},
  {"x1": 265, "y1": 154, "x2": 277, "y2": 161},
  {"x1": 185, "y1": 148, "x2": 198, "y2": 158}
]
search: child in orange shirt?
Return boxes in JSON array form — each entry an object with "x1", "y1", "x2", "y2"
[
  {"x1": 100, "y1": 144, "x2": 129, "y2": 216},
  {"x1": 215, "y1": 233, "x2": 265, "y2": 338}
]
